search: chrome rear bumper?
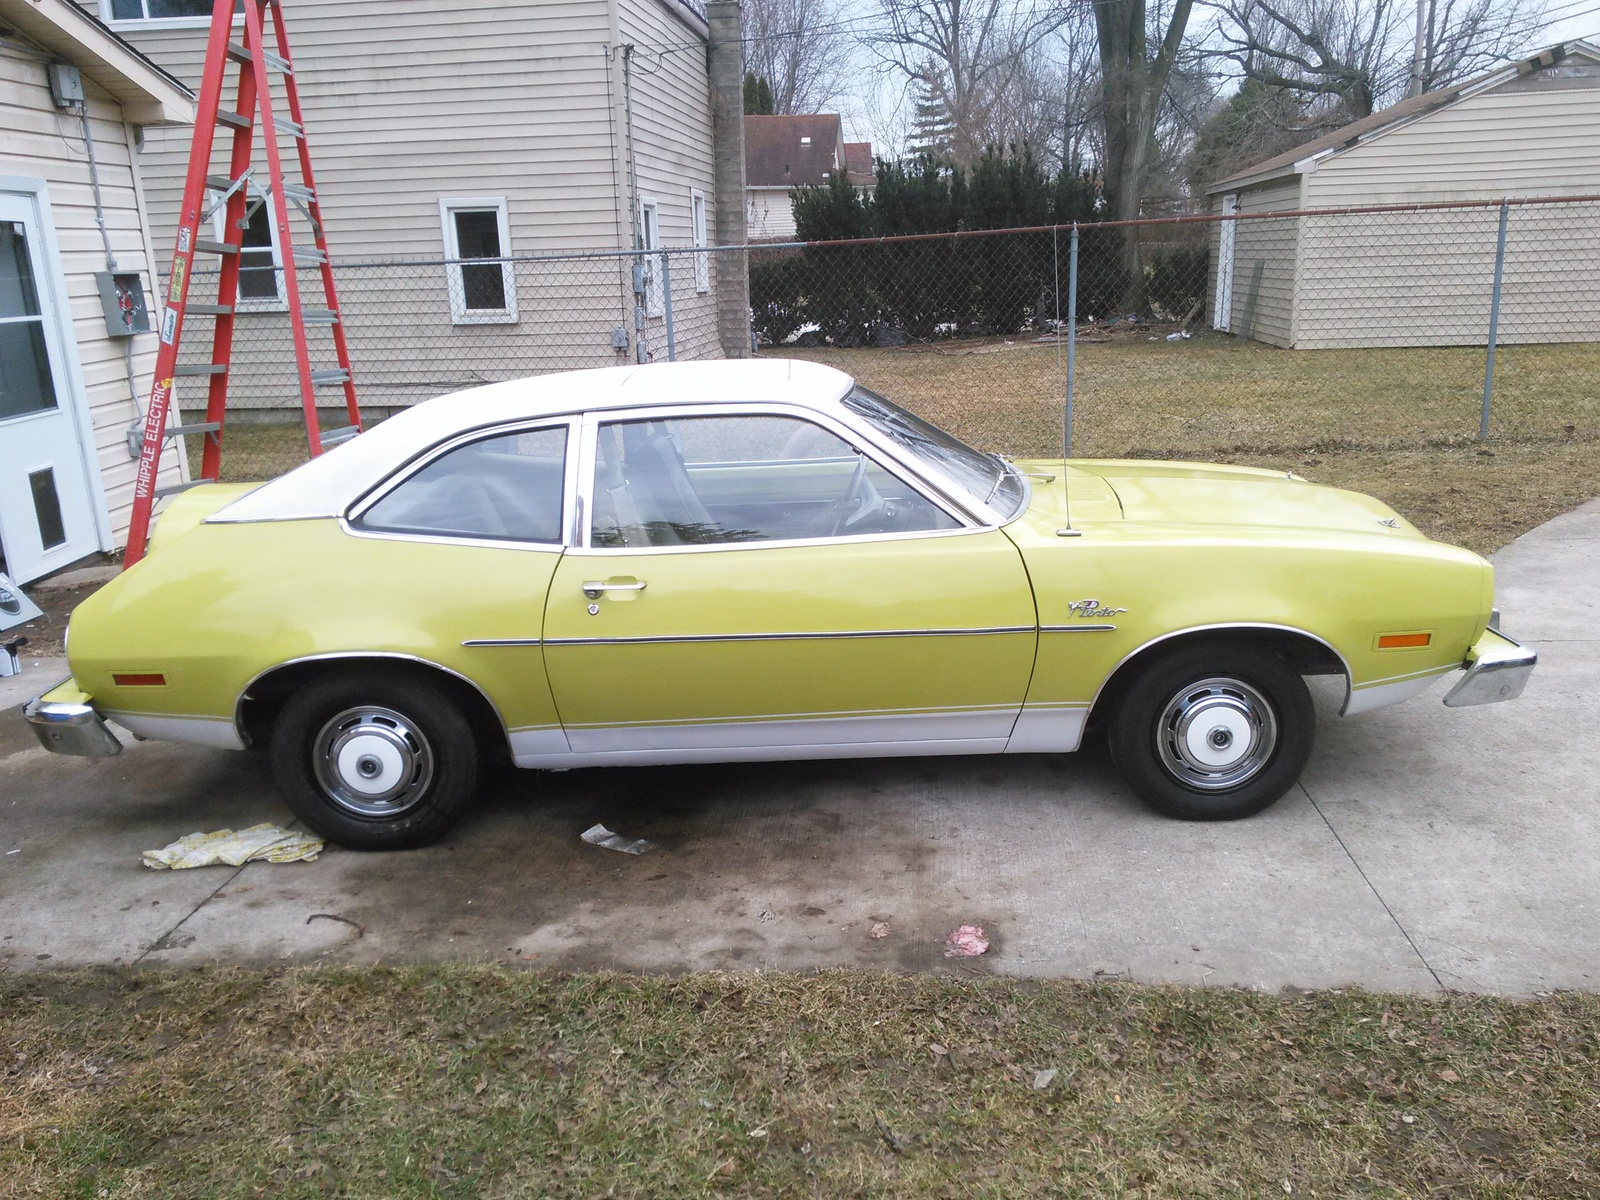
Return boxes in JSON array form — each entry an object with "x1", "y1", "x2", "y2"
[
  {"x1": 1443, "y1": 627, "x2": 1537, "y2": 708},
  {"x1": 23, "y1": 695, "x2": 123, "y2": 757}
]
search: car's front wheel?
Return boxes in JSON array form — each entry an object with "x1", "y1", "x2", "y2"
[
  {"x1": 1109, "y1": 644, "x2": 1315, "y2": 821},
  {"x1": 269, "y1": 669, "x2": 481, "y2": 850}
]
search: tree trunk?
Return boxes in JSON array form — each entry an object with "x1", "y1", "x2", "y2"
[{"x1": 1093, "y1": 0, "x2": 1193, "y2": 312}]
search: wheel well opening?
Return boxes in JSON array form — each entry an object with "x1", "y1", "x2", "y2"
[
  {"x1": 238, "y1": 658, "x2": 510, "y2": 763},
  {"x1": 1088, "y1": 628, "x2": 1346, "y2": 729}
]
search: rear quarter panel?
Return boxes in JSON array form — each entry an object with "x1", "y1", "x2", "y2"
[{"x1": 68, "y1": 519, "x2": 564, "y2": 745}]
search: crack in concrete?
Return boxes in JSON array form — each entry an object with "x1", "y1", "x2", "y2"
[
  {"x1": 133, "y1": 817, "x2": 312, "y2": 965},
  {"x1": 134, "y1": 862, "x2": 251, "y2": 963},
  {"x1": 1298, "y1": 780, "x2": 1446, "y2": 992}
]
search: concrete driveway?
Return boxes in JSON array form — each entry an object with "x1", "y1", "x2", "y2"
[{"x1": 2, "y1": 500, "x2": 1595, "y2": 994}]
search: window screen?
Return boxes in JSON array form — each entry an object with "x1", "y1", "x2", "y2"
[
  {"x1": 357, "y1": 427, "x2": 566, "y2": 543},
  {"x1": 453, "y1": 211, "x2": 506, "y2": 310},
  {"x1": 237, "y1": 200, "x2": 278, "y2": 301},
  {"x1": 590, "y1": 414, "x2": 957, "y2": 548}
]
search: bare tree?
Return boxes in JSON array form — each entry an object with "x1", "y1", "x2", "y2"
[
  {"x1": 1093, "y1": 0, "x2": 1198, "y2": 220},
  {"x1": 1409, "y1": 0, "x2": 1548, "y2": 96},
  {"x1": 743, "y1": 0, "x2": 852, "y2": 113},
  {"x1": 864, "y1": 0, "x2": 1069, "y2": 164},
  {"x1": 1213, "y1": 0, "x2": 1548, "y2": 121}
]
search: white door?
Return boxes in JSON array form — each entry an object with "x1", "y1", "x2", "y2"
[
  {"x1": 1212, "y1": 193, "x2": 1238, "y2": 332},
  {"x1": 0, "y1": 191, "x2": 101, "y2": 583}
]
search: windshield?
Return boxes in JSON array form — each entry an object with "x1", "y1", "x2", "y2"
[{"x1": 841, "y1": 386, "x2": 1026, "y2": 520}]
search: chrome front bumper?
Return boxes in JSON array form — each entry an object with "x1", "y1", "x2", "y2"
[
  {"x1": 23, "y1": 694, "x2": 123, "y2": 757},
  {"x1": 1443, "y1": 627, "x2": 1537, "y2": 708}
]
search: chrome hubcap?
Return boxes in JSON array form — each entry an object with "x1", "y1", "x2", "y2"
[
  {"x1": 311, "y1": 705, "x2": 434, "y2": 818},
  {"x1": 1155, "y1": 676, "x2": 1278, "y2": 791}
]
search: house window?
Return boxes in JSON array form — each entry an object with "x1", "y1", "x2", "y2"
[
  {"x1": 208, "y1": 188, "x2": 283, "y2": 309},
  {"x1": 637, "y1": 197, "x2": 663, "y2": 318},
  {"x1": 690, "y1": 189, "x2": 709, "y2": 294},
  {"x1": 105, "y1": 0, "x2": 237, "y2": 25},
  {"x1": 439, "y1": 197, "x2": 517, "y2": 325}
]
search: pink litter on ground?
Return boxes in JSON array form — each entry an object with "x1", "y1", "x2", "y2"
[{"x1": 944, "y1": 925, "x2": 989, "y2": 957}]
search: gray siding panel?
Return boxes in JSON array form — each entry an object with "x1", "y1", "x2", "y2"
[{"x1": 93, "y1": 0, "x2": 723, "y2": 408}]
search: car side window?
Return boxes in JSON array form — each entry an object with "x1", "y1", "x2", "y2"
[
  {"x1": 589, "y1": 414, "x2": 958, "y2": 548},
  {"x1": 356, "y1": 426, "x2": 567, "y2": 543}
]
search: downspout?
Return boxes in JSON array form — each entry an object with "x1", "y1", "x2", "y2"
[{"x1": 622, "y1": 44, "x2": 640, "y2": 250}]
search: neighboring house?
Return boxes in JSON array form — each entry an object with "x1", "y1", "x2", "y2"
[
  {"x1": 0, "y1": 0, "x2": 192, "y2": 583},
  {"x1": 82, "y1": 0, "x2": 742, "y2": 412},
  {"x1": 744, "y1": 113, "x2": 872, "y2": 241},
  {"x1": 1205, "y1": 42, "x2": 1600, "y2": 349}
]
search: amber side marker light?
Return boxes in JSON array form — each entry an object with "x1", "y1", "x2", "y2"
[
  {"x1": 1376, "y1": 633, "x2": 1432, "y2": 650},
  {"x1": 112, "y1": 673, "x2": 166, "y2": 686}
]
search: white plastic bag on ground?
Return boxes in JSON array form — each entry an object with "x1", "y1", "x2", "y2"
[{"x1": 142, "y1": 824, "x2": 323, "y2": 869}]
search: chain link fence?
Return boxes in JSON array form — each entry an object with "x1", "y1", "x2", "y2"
[{"x1": 174, "y1": 196, "x2": 1599, "y2": 482}]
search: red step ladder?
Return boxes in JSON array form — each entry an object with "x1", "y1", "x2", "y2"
[{"x1": 125, "y1": 0, "x2": 358, "y2": 566}]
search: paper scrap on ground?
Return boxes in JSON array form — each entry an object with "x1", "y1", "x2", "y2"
[
  {"x1": 142, "y1": 824, "x2": 323, "y2": 870},
  {"x1": 944, "y1": 924, "x2": 990, "y2": 958},
  {"x1": 580, "y1": 823, "x2": 655, "y2": 855}
]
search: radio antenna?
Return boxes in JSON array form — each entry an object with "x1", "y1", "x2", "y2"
[{"x1": 1058, "y1": 222, "x2": 1081, "y2": 537}]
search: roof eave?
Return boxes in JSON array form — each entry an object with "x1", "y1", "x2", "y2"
[{"x1": 0, "y1": 0, "x2": 193, "y2": 124}]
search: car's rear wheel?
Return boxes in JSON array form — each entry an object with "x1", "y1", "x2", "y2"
[
  {"x1": 269, "y1": 669, "x2": 480, "y2": 850},
  {"x1": 1109, "y1": 644, "x2": 1315, "y2": 821}
]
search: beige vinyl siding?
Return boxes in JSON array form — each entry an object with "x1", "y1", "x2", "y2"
[
  {"x1": 1305, "y1": 83, "x2": 1600, "y2": 207},
  {"x1": 1290, "y1": 74, "x2": 1600, "y2": 348},
  {"x1": 99, "y1": 1, "x2": 622, "y2": 258},
  {"x1": 1208, "y1": 179, "x2": 1300, "y2": 348},
  {"x1": 746, "y1": 187, "x2": 797, "y2": 241},
  {"x1": 94, "y1": 0, "x2": 723, "y2": 409},
  {"x1": 0, "y1": 43, "x2": 185, "y2": 546},
  {"x1": 618, "y1": 0, "x2": 718, "y2": 363}
]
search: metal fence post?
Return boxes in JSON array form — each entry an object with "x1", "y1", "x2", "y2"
[
  {"x1": 1064, "y1": 223, "x2": 1079, "y2": 459},
  {"x1": 661, "y1": 251, "x2": 677, "y2": 362},
  {"x1": 1480, "y1": 200, "x2": 1510, "y2": 440}
]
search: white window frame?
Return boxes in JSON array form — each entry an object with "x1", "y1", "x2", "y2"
[
  {"x1": 439, "y1": 196, "x2": 518, "y2": 326},
  {"x1": 207, "y1": 186, "x2": 285, "y2": 313},
  {"x1": 101, "y1": 0, "x2": 241, "y2": 31},
  {"x1": 690, "y1": 188, "x2": 709, "y2": 294},
  {"x1": 636, "y1": 196, "x2": 663, "y2": 318}
]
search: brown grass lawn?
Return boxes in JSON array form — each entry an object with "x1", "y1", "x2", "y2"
[
  {"x1": 197, "y1": 334, "x2": 1600, "y2": 557},
  {"x1": 786, "y1": 334, "x2": 1600, "y2": 557},
  {"x1": 4, "y1": 967, "x2": 1599, "y2": 1198}
]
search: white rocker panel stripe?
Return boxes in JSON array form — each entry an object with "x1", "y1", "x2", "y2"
[
  {"x1": 103, "y1": 711, "x2": 247, "y2": 751},
  {"x1": 1004, "y1": 704, "x2": 1091, "y2": 754},
  {"x1": 1342, "y1": 667, "x2": 1455, "y2": 716},
  {"x1": 512, "y1": 736, "x2": 1012, "y2": 769},
  {"x1": 561, "y1": 707, "x2": 1019, "y2": 755}
]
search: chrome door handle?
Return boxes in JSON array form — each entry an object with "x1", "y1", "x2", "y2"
[{"x1": 582, "y1": 580, "x2": 648, "y2": 599}]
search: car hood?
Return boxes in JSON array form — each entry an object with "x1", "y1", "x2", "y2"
[{"x1": 1013, "y1": 459, "x2": 1425, "y2": 539}]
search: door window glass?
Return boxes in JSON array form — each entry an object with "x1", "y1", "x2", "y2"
[
  {"x1": 590, "y1": 414, "x2": 958, "y2": 548},
  {"x1": 356, "y1": 427, "x2": 566, "y2": 543},
  {"x1": 0, "y1": 222, "x2": 58, "y2": 420},
  {"x1": 29, "y1": 468, "x2": 66, "y2": 550}
]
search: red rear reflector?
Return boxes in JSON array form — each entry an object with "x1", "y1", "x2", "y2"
[
  {"x1": 113, "y1": 673, "x2": 166, "y2": 686},
  {"x1": 1377, "y1": 633, "x2": 1431, "y2": 649}
]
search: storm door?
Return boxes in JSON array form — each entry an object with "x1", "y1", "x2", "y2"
[{"x1": 0, "y1": 190, "x2": 101, "y2": 583}]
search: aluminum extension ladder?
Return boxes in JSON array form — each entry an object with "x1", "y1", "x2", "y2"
[{"x1": 124, "y1": 0, "x2": 359, "y2": 565}]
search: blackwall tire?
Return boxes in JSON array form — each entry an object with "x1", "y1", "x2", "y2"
[
  {"x1": 269, "y1": 669, "x2": 481, "y2": 850},
  {"x1": 1109, "y1": 644, "x2": 1315, "y2": 821}
]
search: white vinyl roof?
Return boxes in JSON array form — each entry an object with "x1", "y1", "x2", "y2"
[{"x1": 210, "y1": 359, "x2": 856, "y2": 524}]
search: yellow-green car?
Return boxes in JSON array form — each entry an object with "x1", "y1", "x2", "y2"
[{"x1": 26, "y1": 360, "x2": 1535, "y2": 849}]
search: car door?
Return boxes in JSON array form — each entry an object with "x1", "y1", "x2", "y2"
[{"x1": 539, "y1": 406, "x2": 1038, "y2": 763}]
